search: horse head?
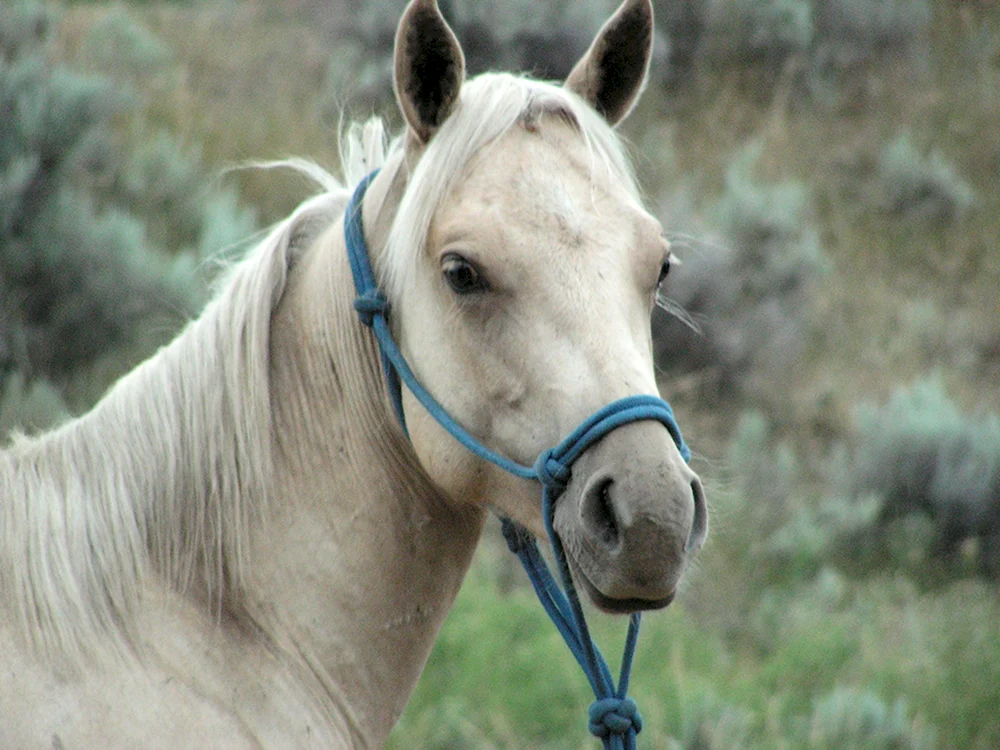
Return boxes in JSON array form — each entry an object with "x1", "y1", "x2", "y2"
[{"x1": 369, "y1": 0, "x2": 707, "y2": 614}]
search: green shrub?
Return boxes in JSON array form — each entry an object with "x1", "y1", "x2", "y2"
[
  {"x1": 812, "y1": 0, "x2": 931, "y2": 69},
  {"x1": 702, "y1": 0, "x2": 813, "y2": 68},
  {"x1": 0, "y1": 0, "x2": 50, "y2": 63},
  {"x1": 0, "y1": 0, "x2": 254, "y2": 406},
  {"x1": 108, "y1": 127, "x2": 255, "y2": 256},
  {"x1": 849, "y1": 376, "x2": 1000, "y2": 578},
  {"x1": 872, "y1": 131, "x2": 975, "y2": 223},
  {"x1": 0, "y1": 372, "x2": 68, "y2": 440},
  {"x1": 653, "y1": 0, "x2": 709, "y2": 89},
  {"x1": 667, "y1": 690, "x2": 754, "y2": 749},
  {"x1": 653, "y1": 143, "x2": 826, "y2": 395},
  {"x1": 707, "y1": 412, "x2": 876, "y2": 594},
  {"x1": 804, "y1": 686, "x2": 937, "y2": 749},
  {"x1": 8, "y1": 186, "x2": 204, "y2": 378},
  {"x1": 685, "y1": 410, "x2": 816, "y2": 644},
  {"x1": 78, "y1": 5, "x2": 173, "y2": 73},
  {"x1": 804, "y1": 0, "x2": 931, "y2": 106},
  {"x1": 672, "y1": 0, "x2": 932, "y2": 104}
]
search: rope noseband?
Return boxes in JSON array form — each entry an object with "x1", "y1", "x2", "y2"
[{"x1": 344, "y1": 170, "x2": 690, "y2": 749}]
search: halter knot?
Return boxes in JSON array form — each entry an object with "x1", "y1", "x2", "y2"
[
  {"x1": 588, "y1": 697, "x2": 643, "y2": 739},
  {"x1": 533, "y1": 449, "x2": 571, "y2": 493},
  {"x1": 353, "y1": 290, "x2": 390, "y2": 327}
]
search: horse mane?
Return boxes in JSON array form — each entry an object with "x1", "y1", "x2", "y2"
[
  {"x1": 0, "y1": 72, "x2": 637, "y2": 664},
  {"x1": 0, "y1": 126, "x2": 388, "y2": 663}
]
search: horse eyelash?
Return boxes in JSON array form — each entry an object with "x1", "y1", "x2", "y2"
[{"x1": 655, "y1": 289, "x2": 701, "y2": 335}]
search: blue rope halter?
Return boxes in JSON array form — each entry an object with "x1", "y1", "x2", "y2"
[{"x1": 344, "y1": 170, "x2": 691, "y2": 750}]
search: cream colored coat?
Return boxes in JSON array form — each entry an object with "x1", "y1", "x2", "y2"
[{"x1": 0, "y1": 1, "x2": 705, "y2": 746}]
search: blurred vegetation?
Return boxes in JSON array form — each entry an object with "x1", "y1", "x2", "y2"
[
  {"x1": 0, "y1": 0, "x2": 254, "y2": 423},
  {"x1": 2, "y1": 0, "x2": 999, "y2": 746},
  {"x1": 847, "y1": 376, "x2": 1000, "y2": 580},
  {"x1": 654, "y1": 141, "x2": 827, "y2": 395}
]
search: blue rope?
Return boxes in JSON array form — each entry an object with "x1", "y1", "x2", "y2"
[{"x1": 344, "y1": 170, "x2": 690, "y2": 749}]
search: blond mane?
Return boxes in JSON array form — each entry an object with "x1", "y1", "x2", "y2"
[
  {"x1": 0, "y1": 71, "x2": 638, "y2": 664},
  {"x1": 0, "y1": 170, "x2": 358, "y2": 663}
]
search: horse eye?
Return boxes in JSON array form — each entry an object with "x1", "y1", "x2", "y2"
[
  {"x1": 442, "y1": 253, "x2": 486, "y2": 294},
  {"x1": 657, "y1": 257, "x2": 671, "y2": 286}
]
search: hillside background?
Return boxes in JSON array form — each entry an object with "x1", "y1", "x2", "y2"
[{"x1": 2, "y1": 0, "x2": 999, "y2": 747}]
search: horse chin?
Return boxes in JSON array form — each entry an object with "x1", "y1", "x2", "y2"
[{"x1": 566, "y1": 555, "x2": 676, "y2": 615}]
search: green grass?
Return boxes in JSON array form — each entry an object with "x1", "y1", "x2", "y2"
[{"x1": 387, "y1": 531, "x2": 1000, "y2": 749}]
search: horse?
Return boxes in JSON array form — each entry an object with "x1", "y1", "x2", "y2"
[{"x1": 0, "y1": 0, "x2": 706, "y2": 746}]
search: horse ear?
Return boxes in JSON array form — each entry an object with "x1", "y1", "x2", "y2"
[
  {"x1": 564, "y1": 0, "x2": 654, "y2": 126},
  {"x1": 394, "y1": 0, "x2": 466, "y2": 144}
]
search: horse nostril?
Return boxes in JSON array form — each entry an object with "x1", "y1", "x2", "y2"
[
  {"x1": 687, "y1": 476, "x2": 708, "y2": 554},
  {"x1": 581, "y1": 477, "x2": 620, "y2": 549}
]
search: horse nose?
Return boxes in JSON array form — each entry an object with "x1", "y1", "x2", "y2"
[
  {"x1": 551, "y1": 418, "x2": 708, "y2": 612},
  {"x1": 580, "y1": 476, "x2": 623, "y2": 550},
  {"x1": 580, "y1": 470, "x2": 704, "y2": 557},
  {"x1": 576, "y1": 463, "x2": 707, "y2": 598}
]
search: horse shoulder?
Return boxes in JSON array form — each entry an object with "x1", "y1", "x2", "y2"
[{"x1": 0, "y1": 584, "x2": 343, "y2": 749}]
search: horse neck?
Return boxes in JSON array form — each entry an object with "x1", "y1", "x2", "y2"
[
  {"x1": 0, "y1": 234, "x2": 287, "y2": 659},
  {"x1": 244, "y1": 216, "x2": 486, "y2": 745}
]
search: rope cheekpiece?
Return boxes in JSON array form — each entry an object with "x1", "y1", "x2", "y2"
[{"x1": 344, "y1": 170, "x2": 691, "y2": 750}]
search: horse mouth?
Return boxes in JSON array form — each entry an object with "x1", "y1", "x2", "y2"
[{"x1": 567, "y1": 555, "x2": 676, "y2": 615}]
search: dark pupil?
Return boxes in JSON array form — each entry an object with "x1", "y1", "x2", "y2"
[
  {"x1": 446, "y1": 260, "x2": 479, "y2": 292},
  {"x1": 658, "y1": 259, "x2": 671, "y2": 285}
]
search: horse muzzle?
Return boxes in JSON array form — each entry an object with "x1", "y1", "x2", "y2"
[{"x1": 552, "y1": 420, "x2": 707, "y2": 614}]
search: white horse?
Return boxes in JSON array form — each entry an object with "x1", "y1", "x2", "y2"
[{"x1": 0, "y1": 0, "x2": 706, "y2": 746}]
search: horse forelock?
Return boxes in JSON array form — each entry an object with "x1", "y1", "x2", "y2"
[{"x1": 380, "y1": 72, "x2": 640, "y2": 305}]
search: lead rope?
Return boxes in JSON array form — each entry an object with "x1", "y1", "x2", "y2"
[{"x1": 345, "y1": 171, "x2": 690, "y2": 749}]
